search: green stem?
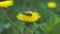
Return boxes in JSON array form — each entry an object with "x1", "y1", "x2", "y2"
[
  {"x1": 24, "y1": 23, "x2": 32, "y2": 34},
  {"x1": 0, "y1": 7, "x2": 21, "y2": 34}
]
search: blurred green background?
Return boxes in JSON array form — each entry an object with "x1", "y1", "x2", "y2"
[{"x1": 0, "y1": 0, "x2": 60, "y2": 34}]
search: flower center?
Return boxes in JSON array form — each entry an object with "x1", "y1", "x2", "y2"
[
  {"x1": 22, "y1": 13, "x2": 32, "y2": 16},
  {"x1": 0, "y1": 0, "x2": 7, "y2": 2}
]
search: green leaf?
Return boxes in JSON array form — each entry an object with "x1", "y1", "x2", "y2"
[
  {"x1": 51, "y1": 22, "x2": 60, "y2": 34},
  {"x1": 53, "y1": 15, "x2": 60, "y2": 25}
]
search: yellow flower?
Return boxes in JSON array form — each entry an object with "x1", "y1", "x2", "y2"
[
  {"x1": 47, "y1": 2, "x2": 56, "y2": 8},
  {"x1": 0, "y1": 0, "x2": 13, "y2": 8},
  {"x1": 16, "y1": 11, "x2": 41, "y2": 23}
]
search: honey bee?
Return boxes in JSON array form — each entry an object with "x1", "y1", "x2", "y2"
[
  {"x1": 22, "y1": 13, "x2": 32, "y2": 16},
  {"x1": 0, "y1": 0, "x2": 6, "y2": 1}
]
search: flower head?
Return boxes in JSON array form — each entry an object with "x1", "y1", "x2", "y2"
[
  {"x1": 47, "y1": 2, "x2": 56, "y2": 8},
  {"x1": 0, "y1": 0, "x2": 13, "y2": 8},
  {"x1": 16, "y1": 11, "x2": 41, "y2": 23}
]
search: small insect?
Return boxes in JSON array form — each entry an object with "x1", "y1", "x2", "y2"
[
  {"x1": 0, "y1": 0, "x2": 6, "y2": 2},
  {"x1": 22, "y1": 13, "x2": 32, "y2": 16}
]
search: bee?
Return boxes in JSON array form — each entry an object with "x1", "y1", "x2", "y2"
[
  {"x1": 22, "y1": 13, "x2": 32, "y2": 16},
  {"x1": 0, "y1": 0, "x2": 6, "y2": 2}
]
